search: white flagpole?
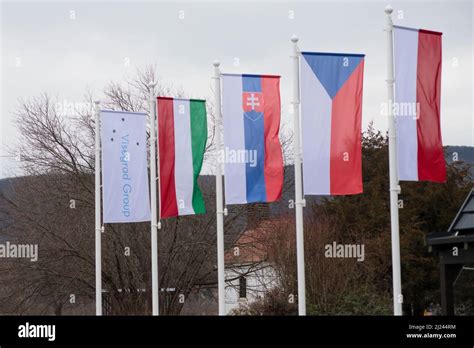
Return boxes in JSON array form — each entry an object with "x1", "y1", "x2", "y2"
[
  {"x1": 148, "y1": 81, "x2": 160, "y2": 316},
  {"x1": 94, "y1": 100, "x2": 103, "y2": 316},
  {"x1": 385, "y1": 5, "x2": 403, "y2": 316},
  {"x1": 213, "y1": 60, "x2": 226, "y2": 315},
  {"x1": 291, "y1": 35, "x2": 306, "y2": 316}
]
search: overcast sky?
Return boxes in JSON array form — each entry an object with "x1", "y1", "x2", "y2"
[{"x1": 0, "y1": 0, "x2": 473, "y2": 178}]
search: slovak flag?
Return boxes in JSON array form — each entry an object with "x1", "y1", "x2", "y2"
[
  {"x1": 300, "y1": 52, "x2": 365, "y2": 195},
  {"x1": 394, "y1": 26, "x2": 446, "y2": 182},
  {"x1": 221, "y1": 74, "x2": 284, "y2": 204}
]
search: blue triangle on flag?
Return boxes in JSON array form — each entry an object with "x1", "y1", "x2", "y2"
[{"x1": 302, "y1": 52, "x2": 364, "y2": 99}]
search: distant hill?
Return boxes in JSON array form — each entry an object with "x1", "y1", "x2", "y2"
[
  {"x1": 1, "y1": 146, "x2": 472, "y2": 231},
  {"x1": 445, "y1": 146, "x2": 474, "y2": 177}
]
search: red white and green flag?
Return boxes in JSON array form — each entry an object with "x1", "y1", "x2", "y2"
[{"x1": 157, "y1": 97, "x2": 207, "y2": 218}]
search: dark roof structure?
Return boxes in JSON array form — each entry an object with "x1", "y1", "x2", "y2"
[
  {"x1": 426, "y1": 189, "x2": 474, "y2": 247},
  {"x1": 448, "y1": 189, "x2": 474, "y2": 233},
  {"x1": 426, "y1": 188, "x2": 474, "y2": 315}
]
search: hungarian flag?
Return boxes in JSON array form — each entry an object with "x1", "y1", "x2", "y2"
[
  {"x1": 300, "y1": 52, "x2": 365, "y2": 195},
  {"x1": 394, "y1": 26, "x2": 446, "y2": 182},
  {"x1": 157, "y1": 97, "x2": 207, "y2": 218},
  {"x1": 221, "y1": 74, "x2": 284, "y2": 204}
]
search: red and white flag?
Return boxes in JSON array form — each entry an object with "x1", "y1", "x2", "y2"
[{"x1": 394, "y1": 26, "x2": 446, "y2": 182}]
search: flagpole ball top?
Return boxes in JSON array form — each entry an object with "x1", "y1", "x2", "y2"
[
  {"x1": 213, "y1": 60, "x2": 220, "y2": 67},
  {"x1": 291, "y1": 35, "x2": 299, "y2": 43},
  {"x1": 148, "y1": 81, "x2": 156, "y2": 89},
  {"x1": 385, "y1": 5, "x2": 393, "y2": 14}
]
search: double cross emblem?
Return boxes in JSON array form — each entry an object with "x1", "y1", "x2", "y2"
[
  {"x1": 242, "y1": 92, "x2": 264, "y2": 121},
  {"x1": 246, "y1": 93, "x2": 260, "y2": 110}
]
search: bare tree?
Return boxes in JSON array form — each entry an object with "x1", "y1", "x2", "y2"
[{"x1": 0, "y1": 64, "x2": 298, "y2": 315}]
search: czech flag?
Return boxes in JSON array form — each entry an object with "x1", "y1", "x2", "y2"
[
  {"x1": 394, "y1": 26, "x2": 446, "y2": 182},
  {"x1": 301, "y1": 52, "x2": 365, "y2": 195},
  {"x1": 221, "y1": 74, "x2": 283, "y2": 204}
]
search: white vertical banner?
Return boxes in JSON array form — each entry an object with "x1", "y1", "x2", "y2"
[{"x1": 101, "y1": 110, "x2": 151, "y2": 223}]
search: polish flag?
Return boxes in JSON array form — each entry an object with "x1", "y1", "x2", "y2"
[{"x1": 394, "y1": 26, "x2": 446, "y2": 182}]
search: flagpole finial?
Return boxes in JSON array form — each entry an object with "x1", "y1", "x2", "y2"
[
  {"x1": 94, "y1": 100, "x2": 100, "y2": 106},
  {"x1": 213, "y1": 60, "x2": 220, "y2": 68},
  {"x1": 385, "y1": 5, "x2": 393, "y2": 15},
  {"x1": 148, "y1": 81, "x2": 156, "y2": 89},
  {"x1": 291, "y1": 35, "x2": 299, "y2": 43}
]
